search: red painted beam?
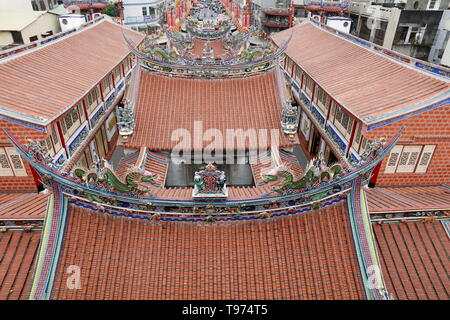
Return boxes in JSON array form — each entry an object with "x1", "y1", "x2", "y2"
[
  {"x1": 56, "y1": 121, "x2": 69, "y2": 158},
  {"x1": 346, "y1": 120, "x2": 357, "y2": 158},
  {"x1": 369, "y1": 162, "x2": 382, "y2": 188}
]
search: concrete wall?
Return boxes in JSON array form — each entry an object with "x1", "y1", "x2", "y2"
[
  {"x1": 440, "y1": 30, "x2": 450, "y2": 65},
  {"x1": 21, "y1": 12, "x2": 60, "y2": 44},
  {"x1": 0, "y1": 0, "x2": 33, "y2": 11},
  {"x1": 349, "y1": 3, "x2": 402, "y2": 49},
  {"x1": 123, "y1": 0, "x2": 165, "y2": 28},
  {"x1": 404, "y1": 0, "x2": 450, "y2": 10},
  {"x1": 391, "y1": 10, "x2": 443, "y2": 60},
  {"x1": 0, "y1": 32, "x2": 14, "y2": 48}
]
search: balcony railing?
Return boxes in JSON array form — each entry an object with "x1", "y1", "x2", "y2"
[
  {"x1": 262, "y1": 8, "x2": 291, "y2": 16},
  {"x1": 262, "y1": 19, "x2": 290, "y2": 28},
  {"x1": 125, "y1": 15, "x2": 161, "y2": 25},
  {"x1": 304, "y1": 0, "x2": 350, "y2": 9}
]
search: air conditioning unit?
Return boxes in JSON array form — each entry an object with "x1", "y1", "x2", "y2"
[
  {"x1": 59, "y1": 14, "x2": 86, "y2": 32},
  {"x1": 92, "y1": 12, "x2": 102, "y2": 19},
  {"x1": 326, "y1": 17, "x2": 352, "y2": 34}
]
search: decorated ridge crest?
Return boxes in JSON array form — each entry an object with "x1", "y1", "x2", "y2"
[{"x1": 192, "y1": 163, "x2": 228, "y2": 199}]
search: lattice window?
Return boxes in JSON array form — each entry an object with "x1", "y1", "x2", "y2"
[
  {"x1": 61, "y1": 105, "x2": 83, "y2": 139},
  {"x1": 385, "y1": 145, "x2": 434, "y2": 174},
  {"x1": 113, "y1": 65, "x2": 123, "y2": 82},
  {"x1": 396, "y1": 146, "x2": 422, "y2": 173},
  {"x1": 5, "y1": 147, "x2": 27, "y2": 176},
  {"x1": 398, "y1": 151, "x2": 410, "y2": 166},
  {"x1": 384, "y1": 145, "x2": 403, "y2": 174},
  {"x1": 101, "y1": 74, "x2": 113, "y2": 96},
  {"x1": 86, "y1": 86, "x2": 100, "y2": 112},
  {"x1": 0, "y1": 148, "x2": 13, "y2": 176},
  {"x1": 415, "y1": 145, "x2": 436, "y2": 173}
]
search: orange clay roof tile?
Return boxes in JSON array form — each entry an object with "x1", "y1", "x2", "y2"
[
  {"x1": 0, "y1": 20, "x2": 144, "y2": 124},
  {"x1": 0, "y1": 230, "x2": 41, "y2": 300},
  {"x1": 272, "y1": 22, "x2": 450, "y2": 125},
  {"x1": 365, "y1": 185, "x2": 450, "y2": 213},
  {"x1": 126, "y1": 70, "x2": 293, "y2": 150},
  {"x1": 50, "y1": 201, "x2": 366, "y2": 299},
  {"x1": 0, "y1": 192, "x2": 49, "y2": 220},
  {"x1": 373, "y1": 221, "x2": 450, "y2": 300}
]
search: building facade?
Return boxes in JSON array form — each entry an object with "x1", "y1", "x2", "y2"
[
  {"x1": 251, "y1": 0, "x2": 294, "y2": 33},
  {"x1": 272, "y1": 19, "x2": 450, "y2": 187},
  {"x1": 350, "y1": 0, "x2": 450, "y2": 62},
  {"x1": 0, "y1": 11, "x2": 61, "y2": 49},
  {"x1": 122, "y1": 0, "x2": 168, "y2": 32},
  {"x1": 0, "y1": 17, "x2": 143, "y2": 192}
]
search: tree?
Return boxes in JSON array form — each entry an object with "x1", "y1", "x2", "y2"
[{"x1": 102, "y1": 3, "x2": 119, "y2": 17}]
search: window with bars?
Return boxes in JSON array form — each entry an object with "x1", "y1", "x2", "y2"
[
  {"x1": 294, "y1": 66, "x2": 303, "y2": 84},
  {"x1": 61, "y1": 105, "x2": 83, "y2": 139},
  {"x1": 333, "y1": 105, "x2": 354, "y2": 139},
  {"x1": 124, "y1": 57, "x2": 131, "y2": 73},
  {"x1": 0, "y1": 147, "x2": 27, "y2": 176},
  {"x1": 315, "y1": 86, "x2": 330, "y2": 113},
  {"x1": 101, "y1": 74, "x2": 113, "y2": 96},
  {"x1": 285, "y1": 56, "x2": 293, "y2": 76},
  {"x1": 428, "y1": 0, "x2": 440, "y2": 9},
  {"x1": 384, "y1": 145, "x2": 436, "y2": 174},
  {"x1": 353, "y1": 125, "x2": 362, "y2": 151},
  {"x1": 359, "y1": 136, "x2": 372, "y2": 154},
  {"x1": 86, "y1": 86, "x2": 100, "y2": 113},
  {"x1": 113, "y1": 65, "x2": 123, "y2": 82},
  {"x1": 51, "y1": 124, "x2": 59, "y2": 148},
  {"x1": 42, "y1": 135, "x2": 54, "y2": 156},
  {"x1": 303, "y1": 75, "x2": 313, "y2": 95}
]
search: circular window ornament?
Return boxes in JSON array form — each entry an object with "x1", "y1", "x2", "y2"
[
  {"x1": 62, "y1": 18, "x2": 68, "y2": 25},
  {"x1": 413, "y1": 1, "x2": 419, "y2": 9},
  {"x1": 343, "y1": 21, "x2": 349, "y2": 27}
]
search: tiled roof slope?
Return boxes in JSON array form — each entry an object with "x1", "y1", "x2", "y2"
[
  {"x1": 0, "y1": 192, "x2": 50, "y2": 220},
  {"x1": 365, "y1": 185, "x2": 450, "y2": 213},
  {"x1": 0, "y1": 230, "x2": 41, "y2": 300},
  {"x1": 125, "y1": 70, "x2": 294, "y2": 150},
  {"x1": 272, "y1": 22, "x2": 450, "y2": 125},
  {"x1": 51, "y1": 201, "x2": 365, "y2": 299},
  {"x1": 373, "y1": 221, "x2": 449, "y2": 300},
  {"x1": 0, "y1": 20, "x2": 144, "y2": 124}
]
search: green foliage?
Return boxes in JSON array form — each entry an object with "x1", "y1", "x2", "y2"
[{"x1": 102, "y1": 3, "x2": 118, "y2": 17}]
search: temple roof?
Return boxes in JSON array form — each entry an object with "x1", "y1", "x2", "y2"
[
  {"x1": 0, "y1": 192, "x2": 49, "y2": 220},
  {"x1": 190, "y1": 39, "x2": 227, "y2": 58},
  {"x1": 365, "y1": 185, "x2": 450, "y2": 214},
  {"x1": 0, "y1": 20, "x2": 144, "y2": 125},
  {"x1": 272, "y1": 22, "x2": 450, "y2": 126},
  {"x1": 0, "y1": 230, "x2": 41, "y2": 300},
  {"x1": 113, "y1": 149, "x2": 301, "y2": 200},
  {"x1": 126, "y1": 69, "x2": 295, "y2": 151},
  {"x1": 50, "y1": 201, "x2": 365, "y2": 299},
  {"x1": 373, "y1": 220, "x2": 450, "y2": 300}
]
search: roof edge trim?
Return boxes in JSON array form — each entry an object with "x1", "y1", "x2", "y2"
[{"x1": 367, "y1": 96, "x2": 450, "y2": 131}]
